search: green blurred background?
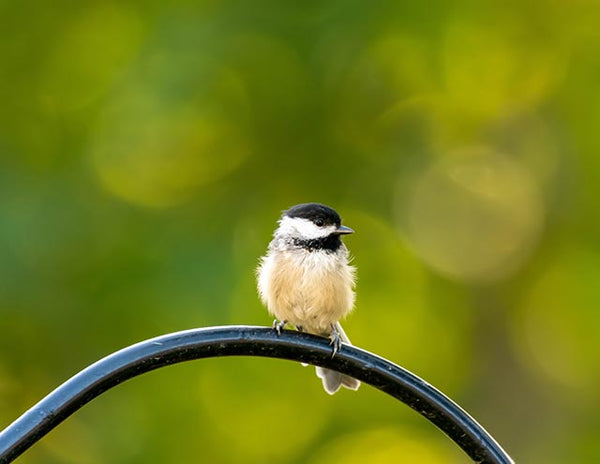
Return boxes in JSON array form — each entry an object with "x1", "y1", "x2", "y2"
[{"x1": 1, "y1": 0, "x2": 599, "y2": 462}]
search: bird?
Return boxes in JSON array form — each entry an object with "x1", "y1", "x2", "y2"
[{"x1": 256, "y1": 202, "x2": 360, "y2": 394}]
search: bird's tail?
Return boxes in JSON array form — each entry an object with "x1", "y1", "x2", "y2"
[{"x1": 315, "y1": 322, "x2": 361, "y2": 395}]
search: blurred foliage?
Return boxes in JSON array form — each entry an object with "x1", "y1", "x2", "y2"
[{"x1": 1, "y1": 0, "x2": 599, "y2": 463}]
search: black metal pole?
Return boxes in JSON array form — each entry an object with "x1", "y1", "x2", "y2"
[{"x1": 0, "y1": 326, "x2": 514, "y2": 463}]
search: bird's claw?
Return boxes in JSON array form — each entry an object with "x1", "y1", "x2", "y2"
[
  {"x1": 329, "y1": 325, "x2": 342, "y2": 358},
  {"x1": 273, "y1": 319, "x2": 287, "y2": 336}
]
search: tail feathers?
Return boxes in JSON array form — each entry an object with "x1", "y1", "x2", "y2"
[
  {"x1": 316, "y1": 367, "x2": 360, "y2": 395},
  {"x1": 315, "y1": 323, "x2": 360, "y2": 394},
  {"x1": 341, "y1": 374, "x2": 361, "y2": 390}
]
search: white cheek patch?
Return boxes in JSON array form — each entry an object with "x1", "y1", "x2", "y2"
[{"x1": 277, "y1": 216, "x2": 336, "y2": 239}]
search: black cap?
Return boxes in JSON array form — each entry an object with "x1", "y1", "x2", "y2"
[{"x1": 283, "y1": 203, "x2": 342, "y2": 227}]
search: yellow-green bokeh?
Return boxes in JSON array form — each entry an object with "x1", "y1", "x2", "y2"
[{"x1": 1, "y1": 1, "x2": 599, "y2": 463}]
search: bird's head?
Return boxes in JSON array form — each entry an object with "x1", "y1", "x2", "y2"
[{"x1": 275, "y1": 203, "x2": 354, "y2": 243}]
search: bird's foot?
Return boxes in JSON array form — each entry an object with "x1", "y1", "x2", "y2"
[
  {"x1": 329, "y1": 324, "x2": 343, "y2": 358},
  {"x1": 272, "y1": 319, "x2": 287, "y2": 336}
]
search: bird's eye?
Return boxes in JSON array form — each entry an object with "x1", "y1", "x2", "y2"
[{"x1": 315, "y1": 218, "x2": 325, "y2": 227}]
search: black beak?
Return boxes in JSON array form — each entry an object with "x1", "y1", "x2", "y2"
[{"x1": 335, "y1": 225, "x2": 354, "y2": 235}]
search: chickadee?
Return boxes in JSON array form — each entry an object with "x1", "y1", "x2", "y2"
[{"x1": 257, "y1": 203, "x2": 360, "y2": 394}]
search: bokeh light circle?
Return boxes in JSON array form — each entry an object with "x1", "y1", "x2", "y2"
[
  {"x1": 512, "y1": 247, "x2": 600, "y2": 396},
  {"x1": 399, "y1": 148, "x2": 544, "y2": 283}
]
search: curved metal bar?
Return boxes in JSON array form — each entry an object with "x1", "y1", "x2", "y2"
[{"x1": 0, "y1": 326, "x2": 514, "y2": 464}]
